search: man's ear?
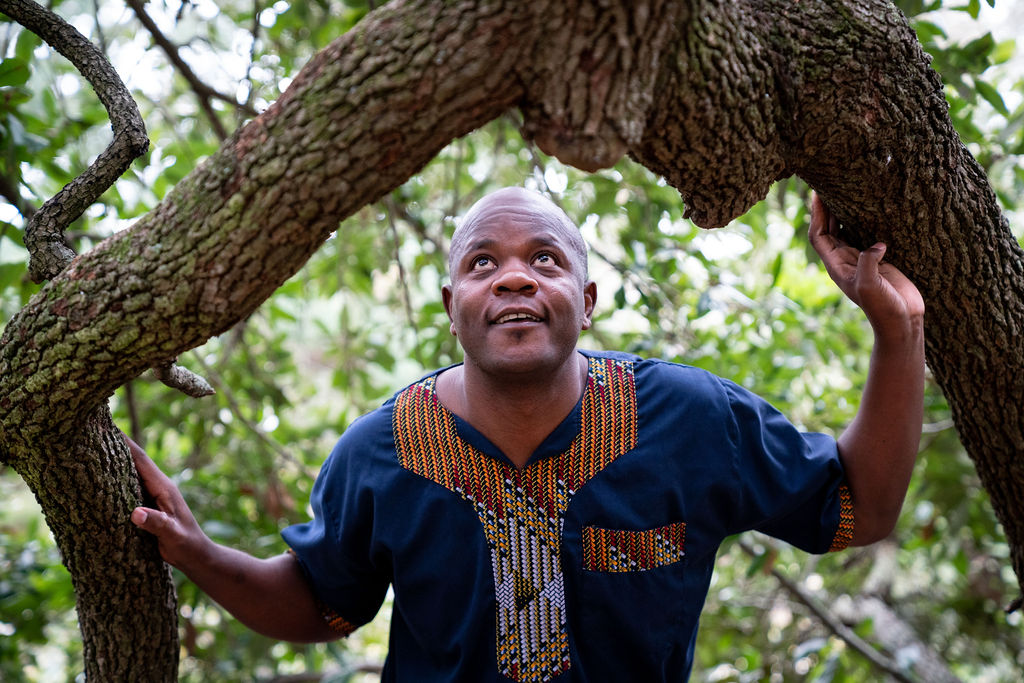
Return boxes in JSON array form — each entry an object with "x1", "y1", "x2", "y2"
[
  {"x1": 442, "y1": 284, "x2": 457, "y2": 336},
  {"x1": 581, "y1": 280, "x2": 597, "y2": 331}
]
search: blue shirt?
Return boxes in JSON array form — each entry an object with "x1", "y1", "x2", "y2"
[{"x1": 283, "y1": 350, "x2": 853, "y2": 682}]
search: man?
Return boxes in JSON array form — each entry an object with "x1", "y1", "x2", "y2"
[{"x1": 128, "y1": 187, "x2": 925, "y2": 681}]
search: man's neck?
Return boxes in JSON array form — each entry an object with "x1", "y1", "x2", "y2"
[{"x1": 436, "y1": 352, "x2": 589, "y2": 469}]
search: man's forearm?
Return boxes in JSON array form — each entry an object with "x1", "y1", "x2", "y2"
[
  {"x1": 177, "y1": 543, "x2": 340, "y2": 642},
  {"x1": 839, "y1": 314, "x2": 925, "y2": 546}
]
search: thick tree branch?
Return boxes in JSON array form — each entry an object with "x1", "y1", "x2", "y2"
[
  {"x1": 0, "y1": 0, "x2": 529, "y2": 464},
  {"x1": 0, "y1": 0, "x2": 149, "y2": 283}
]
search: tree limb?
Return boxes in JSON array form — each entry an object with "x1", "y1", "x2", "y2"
[
  {"x1": 739, "y1": 538, "x2": 919, "y2": 682},
  {"x1": 0, "y1": 173, "x2": 35, "y2": 219},
  {"x1": 151, "y1": 359, "x2": 215, "y2": 398},
  {"x1": 0, "y1": 0, "x2": 149, "y2": 283},
  {"x1": 126, "y1": 0, "x2": 259, "y2": 141}
]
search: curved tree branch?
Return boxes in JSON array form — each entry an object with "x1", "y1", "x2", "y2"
[{"x1": 0, "y1": 0, "x2": 149, "y2": 283}]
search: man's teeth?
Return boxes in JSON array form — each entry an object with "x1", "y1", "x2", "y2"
[{"x1": 495, "y1": 312, "x2": 541, "y2": 324}]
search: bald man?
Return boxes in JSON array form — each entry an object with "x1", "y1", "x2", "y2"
[{"x1": 129, "y1": 187, "x2": 924, "y2": 681}]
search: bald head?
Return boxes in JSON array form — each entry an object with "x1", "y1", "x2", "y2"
[{"x1": 449, "y1": 187, "x2": 589, "y2": 282}]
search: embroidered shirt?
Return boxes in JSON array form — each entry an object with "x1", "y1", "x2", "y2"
[{"x1": 282, "y1": 350, "x2": 853, "y2": 682}]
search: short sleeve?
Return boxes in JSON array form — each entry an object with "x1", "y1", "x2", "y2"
[
  {"x1": 281, "y1": 413, "x2": 392, "y2": 635},
  {"x1": 719, "y1": 377, "x2": 853, "y2": 554}
]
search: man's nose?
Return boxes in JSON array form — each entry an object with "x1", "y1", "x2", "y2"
[{"x1": 492, "y1": 265, "x2": 538, "y2": 294}]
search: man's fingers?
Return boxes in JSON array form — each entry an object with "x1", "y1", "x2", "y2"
[
  {"x1": 855, "y1": 243, "x2": 887, "y2": 296},
  {"x1": 808, "y1": 193, "x2": 843, "y2": 259},
  {"x1": 123, "y1": 432, "x2": 172, "y2": 489},
  {"x1": 131, "y1": 505, "x2": 170, "y2": 534},
  {"x1": 808, "y1": 193, "x2": 827, "y2": 244}
]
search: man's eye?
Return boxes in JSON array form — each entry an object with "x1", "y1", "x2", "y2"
[
  {"x1": 472, "y1": 256, "x2": 494, "y2": 270},
  {"x1": 534, "y1": 253, "x2": 554, "y2": 265}
]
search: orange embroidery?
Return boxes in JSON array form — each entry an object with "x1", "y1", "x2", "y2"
[
  {"x1": 829, "y1": 484, "x2": 855, "y2": 552},
  {"x1": 582, "y1": 521, "x2": 686, "y2": 572}
]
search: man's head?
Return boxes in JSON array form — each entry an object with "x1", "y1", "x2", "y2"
[
  {"x1": 448, "y1": 188, "x2": 589, "y2": 285},
  {"x1": 442, "y1": 187, "x2": 596, "y2": 377}
]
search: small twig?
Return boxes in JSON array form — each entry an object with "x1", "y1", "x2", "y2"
[
  {"x1": 387, "y1": 196, "x2": 447, "y2": 256},
  {"x1": 447, "y1": 138, "x2": 464, "y2": 220},
  {"x1": 921, "y1": 418, "x2": 954, "y2": 433},
  {"x1": 0, "y1": 0, "x2": 149, "y2": 282},
  {"x1": 241, "y1": 0, "x2": 261, "y2": 125},
  {"x1": 127, "y1": 0, "x2": 258, "y2": 141},
  {"x1": 152, "y1": 360, "x2": 216, "y2": 398},
  {"x1": 738, "y1": 538, "x2": 915, "y2": 682},
  {"x1": 0, "y1": 173, "x2": 35, "y2": 219},
  {"x1": 384, "y1": 196, "x2": 424, "y2": 365},
  {"x1": 89, "y1": 0, "x2": 107, "y2": 55}
]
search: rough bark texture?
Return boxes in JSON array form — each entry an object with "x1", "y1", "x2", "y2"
[{"x1": 0, "y1": 0, "x2": 1020, "y2": 678}]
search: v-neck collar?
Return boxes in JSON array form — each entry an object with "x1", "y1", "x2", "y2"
[{"x1": 425, "y1": 358, "x2": 591, "y2": 469}]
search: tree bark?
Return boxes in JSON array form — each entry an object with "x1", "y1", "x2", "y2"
[{"x1": 0, "y1": 0, "x2": 1020, "y2": 678}]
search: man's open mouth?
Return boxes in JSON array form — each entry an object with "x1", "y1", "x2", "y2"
[{"x1": 493, "y1": 312, "x2": 542, "y2": 324}]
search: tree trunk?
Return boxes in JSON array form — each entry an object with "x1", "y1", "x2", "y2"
[{"x1": 0, "y1": 0, "x2": 1019, "y2": 678}]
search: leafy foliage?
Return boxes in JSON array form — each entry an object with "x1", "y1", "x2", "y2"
[{"x1": 1, "y1": 0, "x2": 1022, "y2": 680}]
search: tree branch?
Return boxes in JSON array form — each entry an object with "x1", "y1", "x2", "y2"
[
  {"x1": 126, "y1": 0, "x2": 259, "y2": 140},
  {"x1": 0, "y1": 0, "x2": 149, "y2": 283},
  {"x1": 738, "y1": 538, "x2": 917, "y2": 682},
  {"x1": 152, "y1": 360, "x2": 215, "y2": 398},
  {"x1": 0, "y1": 173, "x2": 35, "y2": 219},
  {"x1": 384, "y1": 195, "x2": 425, "y2": 366}
]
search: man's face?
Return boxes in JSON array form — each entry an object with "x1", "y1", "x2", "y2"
[{"x1": 442, "y1": 189, "x2": 596, "y2": 379}]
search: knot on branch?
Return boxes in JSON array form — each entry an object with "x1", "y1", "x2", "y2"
[
  {"x1": 153, "y1": 362, "x2": 215, "y2": 398},
  {"x1": 524, "y1": 120, "x2": 628, "y2": 173},
  {"x1": 26, "y1": 232, "x2": 77, "y2": 282}
]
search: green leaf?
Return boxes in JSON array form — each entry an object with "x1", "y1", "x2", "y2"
[
  {"x1": 913, "y1": 20, "x2": 947, "y2": 44},
  {"x1": 976, "y1": 79, "x2": 1009, "y2": 116},
  {"x1": 0, "y1": 58, "x2": 30, "y2": 87},
  {"x1": 992, "y1": 39, "x2": 1016, "y2": 65}
]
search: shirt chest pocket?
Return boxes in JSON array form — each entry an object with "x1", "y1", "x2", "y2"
[{"x1": 581, "y1": 521, "x2": 686, "y2": 572}]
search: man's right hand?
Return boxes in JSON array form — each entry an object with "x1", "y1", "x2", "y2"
[
  {"x1": 126, "y1": 434, "x2": 212, "y2": 573},
  {"x1": 124, "y1": 432, "x2": 341, "y2": 642}
]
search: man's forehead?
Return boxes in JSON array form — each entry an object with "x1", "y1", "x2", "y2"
[
  {"x1": 452, "y1": 190, "x2": 578, "y2": 250},
  {"x1": 459, "y1": 231, "x2": 565, "y2": 254}
]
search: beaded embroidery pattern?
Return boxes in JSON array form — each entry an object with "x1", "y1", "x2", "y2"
[
  {"x1": 581, "y1": 521, "x2": 686, "y2": 572},
  {"x1": 392, "y1": 357, "x2": 638, "y2": 683}
]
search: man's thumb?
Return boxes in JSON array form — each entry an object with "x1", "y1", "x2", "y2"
[{"x1": 132, "y1": 507, "x2": 154, "y2": 529}]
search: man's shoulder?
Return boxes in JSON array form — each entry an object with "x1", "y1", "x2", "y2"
[{"x1": 581, "y1": 349, "x2": 724, "y2": 386}]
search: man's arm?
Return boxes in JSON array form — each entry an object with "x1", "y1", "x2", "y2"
[
  {"x1": 126, "y1": 435, "x2": 340, "y2": 642},
  {"x1": 808, "y1": 194, "x2": 925, "y2": 546}
]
